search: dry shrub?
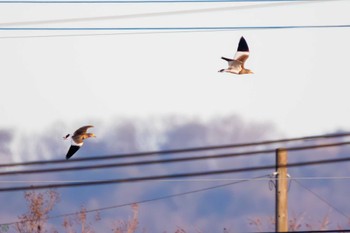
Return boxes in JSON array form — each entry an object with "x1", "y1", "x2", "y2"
[
  {"x1": 249, "y1": 211, "x2": 333, "y2": 232},
  {"x1": 174, "y1": 227, "x2": 186, "y2": 233},
  {"x1": 62, "y1": 217, "x2": 75, "y2": 233},
  {"x1": 62, "y1": 206, "x2": 101, "y2": 233},
  {"x1": 112, "y1": 204, "x2": 139, "y2": 233},
  {"x1": 248, "y1": 217, "x2": 274, "y2": 232},
  {"x1": 15, "y1": 190, "x2": 60, "y2": 233}
]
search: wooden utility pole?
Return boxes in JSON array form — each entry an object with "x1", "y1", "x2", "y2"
[{"x1": 275, "y1": 148, "x2": 288, "y2": 232}]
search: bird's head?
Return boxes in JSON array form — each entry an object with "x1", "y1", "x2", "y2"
[
  {"x1": 241, "y1": 69, "x2": 254, "y2": 74},
  {"x1": 87, "y1": 133, "x2": 96, "y2": 138}
]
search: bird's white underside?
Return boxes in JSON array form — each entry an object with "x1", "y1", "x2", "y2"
[
  {"x1": 71, "y1": 140, "x2": 83, "y2": 147},
  {"x1": 227, "y1": 60, "x2": 243, "y2": 73}
]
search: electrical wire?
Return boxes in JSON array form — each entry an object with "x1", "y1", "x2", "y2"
[
  {"x1": 3, "y1": 176, "x2": 350, "y2": 183},
  {"x1": 0, "y1": 174, "x2": 269, "y2": 226},
  {"x1": 292, "y1": 179, "x2": 350, "y2": 220},
  {"x1": 1, "y1": 141, "x2": 350, "y2": 176},
  {"x1": 1, "y1": 156, "x2": 350, "y2": 192},
  {"x1": 2, "y1": 132, "x2": 350, "y2": 168},
  {"x1": 0, "y1": 24, "x2": 347, "y2": 39},
  {"x1": 0, "y1": 25, "x2": 349, "y2": 31},
  {"x1": 0, "y1": 148, "x2": 276, "y2": 175},
  {"x1": 0, "y1": 0, "x2": 329, "y2": 4},
  {"x1": 0, "y1": 29, "x2": 237, "y2": 39},
  {"x1": 0, "y1": 0, "x2": 335, "y2": 27}
]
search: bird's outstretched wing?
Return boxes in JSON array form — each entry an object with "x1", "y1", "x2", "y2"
[
  {"x1": 233, "y1": 37, "x2": 250, "y2": 65},
  {"x1": 73, "y1": 125, "x2": 94, "y2": 136},
  {"x1": 221, "y1": 56, "x2": 243, "y2": 74},
  {"x1": 66, "y1": 145, "x2": 81, "y2": 160}
]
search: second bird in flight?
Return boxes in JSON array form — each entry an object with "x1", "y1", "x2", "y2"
[{"x1": 219, "y1": 36, "x2": 253, "y2": 75}]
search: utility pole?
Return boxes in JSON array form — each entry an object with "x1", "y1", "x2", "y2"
[{"x1": 275, "y1": 148, "x2": 288, "y2": 232}]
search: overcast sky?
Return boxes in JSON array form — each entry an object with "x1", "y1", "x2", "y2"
[{"x1": 0, "y1": 0, "x2": 349, "y2": 137}]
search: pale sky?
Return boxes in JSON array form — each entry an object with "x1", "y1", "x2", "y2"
[
  {"x1": 1, "y1": 2, "x2": 350, "y2": 231},
  {"x1": 0, "y1": 0, "x2": 349, "y2": 137}
]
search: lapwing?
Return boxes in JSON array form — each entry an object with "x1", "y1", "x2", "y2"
[
  {"x1": 63, "y1": 125, "x2": 96, "y2": 160},
  {"x1": 219, "y1": 36, "x2": 253, "y2": 75}
]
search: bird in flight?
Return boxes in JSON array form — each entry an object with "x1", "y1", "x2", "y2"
[
  {"x1": 219, "y1": 36, "x2": 253, "y2": 75},
  {"x1": 63, "y1": 125, "x2": 96, "y2": 160}
]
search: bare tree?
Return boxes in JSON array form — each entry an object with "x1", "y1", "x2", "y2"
[
  {"x1": 15, "y1": 190, "x2": 60, "y2": 233},
  {"x1": 62, "y1": 206, "x2": 101, "y2": 233},
  {"x1": 112, "y1": 204, "x2": 139, "y2": 233}
]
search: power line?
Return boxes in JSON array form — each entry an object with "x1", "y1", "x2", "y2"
[
  {"x1": 2, "y1": 132, "x2": 350, "y2": 168},
  {"x1": 1, "y1": 156, "x2": 350, "y2": 192},
  {"x1": 3, "y1": 176, "x2": 350, "y2": 183},
  {"x1": 2, "y1": 141, "x2": 350, "y2": 176},
  {"x1": 0, "y1": 25, "x2": 349, "y2": 31},
  {"x1": 0, "y1": 1, "x2": 334, "y2": 27},
  {"x1": 292, "y1": 179, "x2": 350, "y2": 220},
  {"x1": 0, "y1": 29, "x2": 240, "y2": 39},
  {"x1": 0, "y1": 148, "x2": 275, "y2": 175},
  {"x1": 0, "y1": 174, "x2": 269, "y2": 226},
  {"x1": 0, "y1": 0, "x2": 327, "y2": 4},
  {"x1": 0, "y1": 24, "x2": 347, "y2": 39}
]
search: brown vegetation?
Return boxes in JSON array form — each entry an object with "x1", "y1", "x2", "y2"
[
  {"x1": 0, "y1": 190, "x2": 139, "y2": 233},
  {"x1": 112, "y1": 203, "x2": 139, "y2": 233},
  {"x1": 0, "y1": 190, "x2": 345, "y2": 233},
  {"x1": 15, "y1": 190, "x2": 60, "y2": 233},
  {"x1": 62, "y1": 206, "x2": 101, "y2": 233},
  {"x1": 248, "y1": 211, "x2": 334, "y2": 233}
]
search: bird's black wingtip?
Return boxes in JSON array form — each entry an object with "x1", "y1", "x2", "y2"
[
  {"x1": 221, "y1": 57, "x2": 233, "y2": 62},
  {"x1": 237, "y1": 36, "x2": 249, "y2": 52},
  {"x1": 66, "y1": 145, "x2": 81, "y2": 160}
]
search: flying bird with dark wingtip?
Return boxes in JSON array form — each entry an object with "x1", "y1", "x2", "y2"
[
  {"x1": 219, "y1": 36, "x2": 253, "y2": 75},
  {"x1": 63, "y1": 125, "x2": 96, "y2": 160}
]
